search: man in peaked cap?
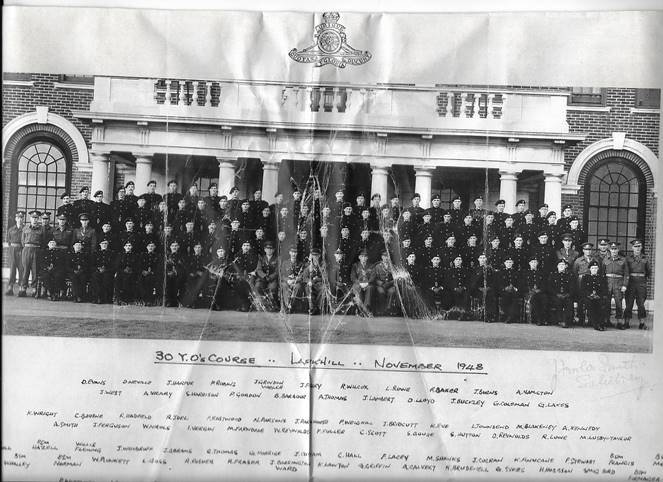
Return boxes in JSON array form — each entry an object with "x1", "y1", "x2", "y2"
[
  {"x1": 556, "y1": 232, "x2": 579, "y2": 267},
  {"x1": 18, "y1": 210, "x2": 44, "y2": 297},
  {"x1": 73, "y1": 212, "x2": 97, "y2": 254},
  {"x1": 254, "y1": 240, "x2": 279, "y2": 310},
  {"x1": 624, "y1": 239, "x2": 651, "y2": 330},
  {"x1": 5, "y1": 211, "x2": 25, "y2": 296},
  {"x1": 573, "y1": 241, "x2": 596, "y2": 325},
  {"x1": 351, "y1": 248, "x2": 375, "y2": 316},
  {"x1": 603, "y1": 241, "x2": 629, "y2": 328}
]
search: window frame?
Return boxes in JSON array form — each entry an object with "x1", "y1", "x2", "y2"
[
  {"x1": 583, "y1": 158, "x2": 646, "y2": 254},
  {"x1": 9, "y1": 133, "x2": 72, "y2": 220},
  {"x1": 634, "y1": 88, "x2": 661, "y2": 109},
  {"x1": 568, "y1": 87, "x2": 606, "y2": 106}
]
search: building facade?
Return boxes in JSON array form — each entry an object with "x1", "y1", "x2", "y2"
[{"x1": 2, "y1": 73, "x2": 659, "y2": 297}]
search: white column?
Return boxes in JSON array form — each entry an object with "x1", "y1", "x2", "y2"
[
  {"x1": 134, "y1": 154, "x2": 153, "y2": 195},
  {"x1": 370, "y1": 165, "x2": 389, "y2": 204},
  {"x1": 499, "y1": 170, "x2": 518, "y2": 214},
  {"x1": 217, "y1": 158, "x2": 236, "y2": 197},
  {"x1": 90, "y1": 152, "x2": 112, "y2": 204},
  {"x1": 544, "y1": 173, "x2": 563, "y2": 216},
  {"x1": 261, "y1": 160, "x2": 280, "y2": 202},
  {"x1": 414, "y1": 167, "x2": 434, "y2": 209}
]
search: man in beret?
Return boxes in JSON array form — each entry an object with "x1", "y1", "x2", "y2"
[
  {"x1": 493, "y1": 199, "x2": 508, "y2": 227},
  {"x1": 73, "y1": 186, "x2": 95, "y2": 220},
  {"x1": 90, "y1": 189, "x2": 112, "y2": 233},
  {"x1": 232, "y1": 240, "x2": 259, "y2": 312},
  {"x1": 5, "y1": 212, "x2": 25, "y2": 296},
  {"x1": 557, "y1": 204, "x2": 574, "y2": 233},
  {"x1": 429, "y1": 193, "x2": 445, "y2": 225},
  {"x1": 111, "y1": 186, "x2": 131, "y2": 231},
  {"x1": 544, "y1": 211, "x2": 562, "y2": 248},
  {"x1": 469, "y1": 195, "x2": 486, "y2": 223},
  {"x1": 548, "y1": 259, "x2": 576, "y2": 328},
  {"x1": 67, "y1": 240, "x2": 89, "y2": 303},
  {"x1": 18, "y1": 210, "x2": 44, "y2": 297},
  {"x1": 567, "y1": 216, "x2": 586, "y2": 249},
  {"x1": 521, "y1": 256, "x2": 548, "y2": 325},
  {"x1": 56, "y1": 192, "x2": 76, "y2": 227},
  {"x1": 497, "y1": 256, "x2": 521, "y2": 323},
  {"x1": 91, "y1": 238, "x2": 116, "y2": 304},
  {"x1": 143, "y1": 180, "x2": 163, "y2": 213},
  {"x1": 226, "y1": 186, "x2": 242, "y2": 221},
  {"x1": 422, "y1": 253, "x2": 448, "y2": 315},
  {"x1": 40, "y1": 238, "x2": 65, "y2": 301},
  {"x1": 184, "y1": 183, "x2": 201, "y2": 215},
  {"x1": 181, "y1": 241, "x2": 207, "y2": 308},
  {"x1": 624, "y1": 239, "x2": 651, "y2": 330},
  {"x1": 301, "y1": 248, "x2": 325, "y2": 315},
  {"x1": 448, "y1": 195, "x2": 464, "y2": 226},
  {"x1": 535, "y1": 203, "x2": 549, "y2": 230},
  {"x1": 512, "y1": 199, "x2": 528, "y2": 228},
  {"x1": 163, "y1": 179, "x2": 183, "y2": 223},
  {"x1": 332, "y1": 189, "x2": 345, "y2": 219},
  {"x1": 530, "y1": 231, "x2": 556, "y2": 274},
  {"x1": 204, "y1": 183, "x2": 222, "y2": 220},
  {"x1": 580, "y1": 260, "x2": 608, "y2": 331},
  {"x1": 471, "y1": 253, "x2": 497, "y2": 323}
]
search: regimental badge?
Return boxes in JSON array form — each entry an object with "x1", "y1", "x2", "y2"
[{"x1": 289, "y1": 12, "x2": 372, "y2": 68}]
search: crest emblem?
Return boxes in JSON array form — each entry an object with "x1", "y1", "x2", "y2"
[{"x1": 289, "y1": 12, "x2": 372, "y2": 68}]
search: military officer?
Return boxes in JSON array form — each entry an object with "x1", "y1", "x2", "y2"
[
  {"x1": 373, "y1": 249, "x2": 397, "y2": 316},
  {"x1": 143, "y1": 180, "x2": 163, "y2": 213},
  {"x1": 548, "y1": 259, "x2": 575, "y2": 328},
  {"x1": 624, "y1": 239, "x2": 651, "y2": 330},
  {"x1": 573, "y1": 242, "x2": 597, "y2": 326},
  {"x1": 91, "y1": 239, "x2": 116, "y2": 304},
  {"x1": 603, "y1": 241, "x2": 629, "y2": 328},
  {"x1": 67, "y1": 240, "x2": 89, "y2": 302},
  {"x1": 471, "y1": 253, "x2": 497, "y2": 323},
  {"x1": 497, "y1": 256, "x2": 521, "y2": 324},
  {"x1": 19, "y1": 210, "x2": 44, "y2": 297},
  {"x1": 40, "y1": 239, "x2": 65, "y2": 300},
  {"x1": 556, "y1": 233, "x2": 579, "y2": 266},
  {"x1": 281, "y1": 245, "x2": 304, "y2": 313},
  {"x1": 446, "y1": 255, "x2": 470, "y2": 317},
  {"x1": 351, "y1": 249, "x2": 375, "y2": 315},
  {"x1": 580, "y1": 260, "x2": 608, "y2": 331},
  {"x1": 182, "y1": 242, "x2": 208, "y2": 308},
  {"x1": 139, "y1": 240, "x2": 162, "y2": 306},
  {"x1": 73, "y1": 213, "x2": 97, "y2": 254},
  {"x1": 469, "y1": 195, "x2": 487, "y2": 223},
  {"x1": 254, "y1": 241, "x2": 279, "y2": 310},
  {"x1": 521, "y1": 256, "x2": 548, "y2": 325},
  {"x1": 301, "y1": 248, "x2": 325, "y2": 315},
  {"x1": 422, "y1": 254, "x2": 448, "y2": 314},
  {"x1": 73, "y1": 186, "x2": 95, "y2": 220},
  {"x1": 5, "y1": 211, "x2": 25, "y2": 296},
  {"x1": 90, "y1": 190, "x2": 112, "y2": 232},
  {"x1": 164, "y1": 240, "x2": 185, "y2": 307},
  {"x1": 232, "y1": 240, "x2": 259, "y2": 312}
]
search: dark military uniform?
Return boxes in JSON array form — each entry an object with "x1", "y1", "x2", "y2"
[
  {"x1": 497, "y1": 266, "x2": 521, "y2": 323},
  {"x1": 301, "y1": 259, "x2": 325, "y2": 314},
  {"x1": 446, "y1": 265, "x2": 470, "y2": 315},
  {"x1": 548, "y1": 269, "x2": 576, "y2": 327},
  {"x1": 182, "y1": 252, "x2": 208, "y2": 308},
  {"x1": 91, "y1": 248, "x2": 116, "y2": 304},
  {"x1": 67, "y1": 249, "x2": 89, "y2": 302},
  {"x1": 73, "y1": 226, "x2": 97, "y2": 254},
  {"x1": 351, "y1": 260, "x2": 375, "y2": 314},
  {"x1": 56, "y1": 203, "x2": 77, "y2": 228},
  {"x1": 139, "y1": 250, "x2": 162, "y2": 306},
  {"x1": 164, "y1": 250, "x2": 185, "y2": 307},
  {"x1": 232, "y1": 250, "x2": 259, "y2": 311},
  {"x1": 40, "y1": 246, "x2": 65, "y2": 299},
  {"x1": 422, "y1": 263, "x2": 448, "y2": 312},
  {"x1": 581, "y1": 272, "x2": 608, "y2": 330},
  {"x1": 521, "y1": 267, "x2": 548, "y2": 325},
  {"x1": 470, "y1": 264, "x2": 497, "y2": 322}
]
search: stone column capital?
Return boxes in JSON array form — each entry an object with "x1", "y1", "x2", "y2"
[
  {"x1": 498, "y1": 170, "x2": 519, "y2": 181},
  {"x1": 89, "y1": 151, "x2": 111, "y2": 162},
  {"x1": 134, "y1": 153, "x2": 154, "y2": 164}
]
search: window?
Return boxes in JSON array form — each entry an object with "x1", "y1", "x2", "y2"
[
  {"x1": 3, "y1": 72, "x2": 32, "y2": 82},
  {"x1": 15, "y1": 142, "x2": 68, "y2": 214},
  {"x1": 60, "y1": 74, "x2": 94, "y2": 84},
  {"x1": 635, "y1": 88, "x2": 660, "y2": 109},
  {"x1": 585, "y1": 160, "x2": 645, "y2": 252},
  {"x1": 569, "y1": 87, "x2": 605, "y2": 106}
]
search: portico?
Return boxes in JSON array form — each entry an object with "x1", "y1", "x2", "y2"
[{"x1": 75, "y1": 78, "x2": 584, "y2": 211}]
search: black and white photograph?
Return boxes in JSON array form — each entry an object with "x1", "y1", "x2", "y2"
[
  {"x1": 2, "y1": 4, "x2": 663, "y2": 481},
  {"x1": 2, "y1": 12, "x2": 658, "y2": 352}
]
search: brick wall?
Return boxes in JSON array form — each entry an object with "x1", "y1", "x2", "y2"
[
  {"x1": 565, "y1": 87, "x2": 659, "y2": 297},
  {"x1": 2, "y1": 73, "x2": 93, "y2": 265}
]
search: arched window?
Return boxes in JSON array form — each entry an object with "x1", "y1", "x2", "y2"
[
  {"x1": 15, "y1": 141, "x2": 68, "y2": 214},
  {"x1": 584, "y1": 159, "x2": 645, "y2": 251}
]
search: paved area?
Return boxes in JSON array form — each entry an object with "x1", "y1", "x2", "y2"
[{"x1": 2, "y1": 294, "x2": 653, "y2": 352}]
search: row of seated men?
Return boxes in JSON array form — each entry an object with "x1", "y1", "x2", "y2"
[{"x1": 9, "y1": 202, "x2": 651, "y2": 330}]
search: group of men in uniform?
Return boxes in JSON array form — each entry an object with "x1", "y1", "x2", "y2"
[{"x1": 4, "y1": 181, "x2": 652, "y2": 329}]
